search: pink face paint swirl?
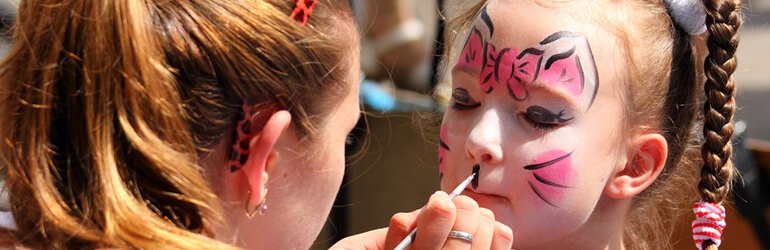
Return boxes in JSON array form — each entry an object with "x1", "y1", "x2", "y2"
[{"x1": 523, "y1": 150, "x2": 575, "y2": 207}]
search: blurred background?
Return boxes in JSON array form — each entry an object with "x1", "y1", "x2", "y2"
[{"x1": 0, "y1": 0, "x2": 765, "y2": 249}]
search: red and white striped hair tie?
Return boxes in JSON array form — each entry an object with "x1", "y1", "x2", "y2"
[{"x1": 692, "y1": 200, "x2": 726, "y2": 249}]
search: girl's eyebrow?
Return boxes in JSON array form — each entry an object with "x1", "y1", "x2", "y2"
[
  {"x1": 452, "y1": 61, "x2": 478, "y2": 77},
  {"x1": 526, "y1": 82, "x2": 581, "y2": 108}
]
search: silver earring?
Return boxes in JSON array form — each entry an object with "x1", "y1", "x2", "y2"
[{"x1": 246, "y1": 188, "x2": 268, "y2": 218}]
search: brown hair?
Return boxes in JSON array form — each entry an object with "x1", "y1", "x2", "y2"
[
  {"x1": 442, "y1": 0, "x2": 741, "y2": 249},
  {"x1": 0, "y1": 0, "x2": 354, "y2": 248}
]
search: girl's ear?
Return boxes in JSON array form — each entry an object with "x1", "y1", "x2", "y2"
[
  {"x1": 241, "y1": 110, "x2": 292, "y2": 214},
  {"x1": 605, "y1": 133, "x2": 668, "y2": 199}
]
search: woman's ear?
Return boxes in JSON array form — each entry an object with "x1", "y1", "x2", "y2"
[
  {"x1": 242, "y1": 110, "x2": 292, "y2": 215},
  {"x1": 605, "y1": 133, "x2": 668, "y2": 199}
]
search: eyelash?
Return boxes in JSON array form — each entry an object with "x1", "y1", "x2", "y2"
[
  {"x1": 450, "y1": 88, "x2": 481, "y2": 111},
  {"x1": 451, "y1": 102, "x2": 480, "y2": 110},
  {"x1": 522, "y1": 114, "x2": 559, "y2": 132}
]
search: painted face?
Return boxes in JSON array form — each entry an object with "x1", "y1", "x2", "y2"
[{"x1": 440, "y1": 0, "x2": 628, "y2": 248}]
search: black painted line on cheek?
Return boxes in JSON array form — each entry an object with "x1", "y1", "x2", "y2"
[
  {"x1": 523, "y1": 151, "x2": 573, "y2": 170},
  {"x1": 528, "y1": 180, "x2": 558, "y2": 207},
  {"x1": 533, "y1": 173, "x2": 571, "y2": 188}
]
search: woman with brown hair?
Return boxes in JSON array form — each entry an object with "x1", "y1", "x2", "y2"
[{"x1": 0, "y1": 0, "x2": 512, "y2": 249}]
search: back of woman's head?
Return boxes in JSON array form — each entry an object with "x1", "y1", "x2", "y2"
[{"x1": 0, "y1": 0, "x2": 354, "y2": 248}]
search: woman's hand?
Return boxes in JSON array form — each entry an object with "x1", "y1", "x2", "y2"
[{"x1": 331, "y1": 191, "x2": 513, "y2": 250}]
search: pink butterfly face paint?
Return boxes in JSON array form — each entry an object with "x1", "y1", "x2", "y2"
[
  {"x1": 455, "y1": 7, "x2": 599, "y2": 110},
  {"x1": 524, "y1": 150, "x2": 575, "y2": 207}
]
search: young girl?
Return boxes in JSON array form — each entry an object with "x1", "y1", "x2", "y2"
[{"x1": 437, "y1": 0, "x2": 741, "y2": 249}]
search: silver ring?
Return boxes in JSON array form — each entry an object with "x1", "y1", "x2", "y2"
[{"x1": 447, "y1": 230, "x2": 473, "y2": 243}]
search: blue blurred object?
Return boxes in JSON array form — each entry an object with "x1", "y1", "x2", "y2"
[
  {"x1": 359, "y1": 78, "x2": 440, "y2": 113},
  {"x1": 360, "y1": 79, "x2": 397, "y2": 112}
]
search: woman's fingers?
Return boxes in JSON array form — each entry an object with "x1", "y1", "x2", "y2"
[
  {"x1": 491, "y1": 221, "x2": 514, "y2": 250},
  {"x1": 469, "y1": 208, "x2": 495, "y2": 250},
  {"x1": 412, "y1": 191, "x2": 457, "y2": 250},
  {"x1": 442, "y1": 195, "x2": 479, "y2": 250},
  {"x1": 383, "y1": 209, "x2": 421, "y2": 249},
  {"x1": 382, "y1": 191, "x2": 513, "y2": 250}
]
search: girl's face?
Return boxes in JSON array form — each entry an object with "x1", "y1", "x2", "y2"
[{"x1": 440, "y1": 0, "x2": 628, "y2": 247}]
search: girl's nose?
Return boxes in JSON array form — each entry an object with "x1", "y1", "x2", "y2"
[{"x1": 465, "y1": 109, "x2": 504, "y2": 165}]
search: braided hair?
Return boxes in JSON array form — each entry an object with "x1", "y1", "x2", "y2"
[{"x1": 698, "y1": 0, "x2": 742, "y2": 249}]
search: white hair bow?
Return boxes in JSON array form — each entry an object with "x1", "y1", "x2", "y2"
[{"x1": 665, "y1": 0, "x2": 707, "y2": 35}]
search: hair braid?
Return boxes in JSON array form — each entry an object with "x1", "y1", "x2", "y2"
[{"x1": 699, "y1": 0, "x2": 742, "y2": 248}]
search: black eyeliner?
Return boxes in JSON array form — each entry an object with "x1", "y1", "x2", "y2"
[
  {"x1": 526, "y1": 105, "x2": 574, "y2": 123},
  {"x1": 451, "y1": 88, "x2": 481, "y2": 110}
]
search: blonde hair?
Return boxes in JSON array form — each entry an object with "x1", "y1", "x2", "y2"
[
  {"x1": 0, "y1": 0, "x2": 353, "y2": 248},
  {"x1": 443, "y1": 0, "x2": 742, "y2": 249}
]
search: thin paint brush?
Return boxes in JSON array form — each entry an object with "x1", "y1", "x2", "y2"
[{"x1": 393, "y1": 171, "x2": 477, "y2": 250}]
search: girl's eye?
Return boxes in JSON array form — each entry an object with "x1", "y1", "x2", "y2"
[
  {"x1": 523, "y1": 105, "x2": 574, "y2": 132},
  {"x1": 451, "y1": 102, "x2": 481, "y2": 110},
  {"x1": 522, "y1": 115, "x2": 559, "y2": 132},
  {"x1": 451, "y1": 88, "x2": 481, "y2": 111}
]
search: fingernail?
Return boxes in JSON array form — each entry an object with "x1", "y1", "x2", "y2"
[{"x1": 432, "y1": 191, "x2": 449, "y2": 200}]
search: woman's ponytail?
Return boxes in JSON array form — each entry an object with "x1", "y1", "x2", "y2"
[{"x1": 0, "y1": 0, "x2": 233, "y2": 248}]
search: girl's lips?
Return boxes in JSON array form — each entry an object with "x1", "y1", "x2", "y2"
[{"x1": 461, "y1": 188, "x2": 508, "y2": 204}]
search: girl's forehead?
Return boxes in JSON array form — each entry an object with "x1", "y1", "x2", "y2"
[{"x1": 480, "y1": 0, "x2": 584, "y2": 47}]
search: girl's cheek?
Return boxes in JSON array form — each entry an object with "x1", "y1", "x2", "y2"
[
  {"x1": 438, "y1": 123, "x2": 450, "y2": 174},
  {"x1": 524, "y1": 150, "x2": 576, "y2": 207}
]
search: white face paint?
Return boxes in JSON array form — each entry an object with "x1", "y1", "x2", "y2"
[{"x1": 440, "y1": 0, "x2": 631, "y2": 248}]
